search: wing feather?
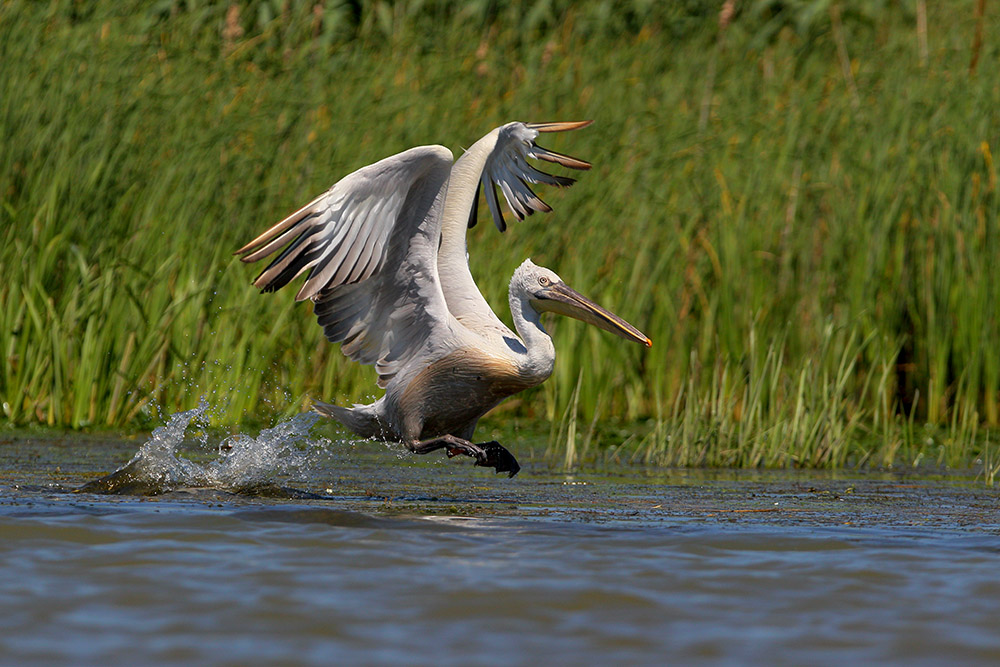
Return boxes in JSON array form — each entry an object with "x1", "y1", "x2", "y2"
[
  {"x1": 477, "y1": 120, "x2": 592, "y2": 232},
  {"x1": 237, "y1": 145, "x2": 457, "y2": 385},
  {"x1": 481, "y1": 175, "x2": 507, "y2": 232},
  {"x1": 467, "y1": 182, "x2": 482, "y2": 229}
]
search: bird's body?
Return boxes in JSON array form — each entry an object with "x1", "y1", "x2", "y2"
[{"x1": 237, "y1": 121, "x2": 650, "y2": 476}]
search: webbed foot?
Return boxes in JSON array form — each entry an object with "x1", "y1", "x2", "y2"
[
  {"x1": 414, "y1": 434, "x2": 520, "y2": 478},
  {"x1": 474, "y1": 441, "x2": 520, "y2": 478}
]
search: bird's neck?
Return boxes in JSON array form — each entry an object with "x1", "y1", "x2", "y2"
[{"x1": 509, "y1": 289, "x2": 556, "y2": 382}]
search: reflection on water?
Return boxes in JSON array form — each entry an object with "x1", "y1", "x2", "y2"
[{"x1": 1, "y1": 414, "x2": 1000, "y2": 664}]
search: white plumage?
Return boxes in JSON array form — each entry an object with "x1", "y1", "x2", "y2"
[{"x1": 236, "y1": 121, "x2": 649, "y2": 477}]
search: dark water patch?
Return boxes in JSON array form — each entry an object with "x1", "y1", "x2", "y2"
[{"x1": 230, "y1": 505, "x2": 464, "y2": 532}]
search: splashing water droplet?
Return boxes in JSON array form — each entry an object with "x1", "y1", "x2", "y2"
[{"x1": 78, "y1": 399, "x2": 323, "y2": 495}]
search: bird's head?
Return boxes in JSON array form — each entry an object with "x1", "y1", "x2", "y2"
[{"x1": 511, "y1": 259, "x2": 651, "y2": 347}]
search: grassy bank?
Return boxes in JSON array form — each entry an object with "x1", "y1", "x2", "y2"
[{"x1": 2, "y1": 1, "x2": 999, "y2": 469}]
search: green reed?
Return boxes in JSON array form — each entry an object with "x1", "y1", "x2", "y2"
[{"x1": 2, "y1": 1, "x2": 998, "y2": 470}]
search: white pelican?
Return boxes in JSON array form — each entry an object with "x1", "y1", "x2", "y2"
[{"x1": 236, "y1": 121, "x2": 650, "y2": 477}]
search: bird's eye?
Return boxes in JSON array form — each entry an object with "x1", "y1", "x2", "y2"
[{"x1": 538, "y1": 276, "x2": 550, "y2": 286}]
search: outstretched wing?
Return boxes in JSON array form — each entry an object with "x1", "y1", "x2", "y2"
[
  {"x1": 235, "y1": 145, "x2": 457, "y2": 387},
  {"x1": 476, "y1": 120, "x2": 593, "y2": 232},
  {"x1": 434, "y1": 120, "x2": 593, "y2": 336}
]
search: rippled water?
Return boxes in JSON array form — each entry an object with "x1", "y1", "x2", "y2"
[{"x1": 2, "y1": 412, "x2": 1000, "y2": 664}]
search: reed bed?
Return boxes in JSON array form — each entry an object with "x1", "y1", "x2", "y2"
[{"x1": 2, "y1": 1, "x2": 998, "y2": 469}]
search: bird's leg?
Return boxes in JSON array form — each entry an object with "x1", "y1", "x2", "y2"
[{"x1": 408, "y1": 434, "x2": 520, "y2": 478}]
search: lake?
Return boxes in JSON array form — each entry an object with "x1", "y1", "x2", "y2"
[{"x1": 2, "y1": 408, "x2": 999, "y2": 664}]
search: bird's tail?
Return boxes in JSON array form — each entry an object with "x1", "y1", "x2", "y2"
[{"x1": 312, "y1": 399, "x2": 386, "y2": 440}]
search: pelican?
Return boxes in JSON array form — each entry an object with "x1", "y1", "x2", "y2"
[{"x1": 235, "y1": 121, "x2": 650, "y2": 477}]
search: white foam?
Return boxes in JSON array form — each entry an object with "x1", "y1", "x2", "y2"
[{"x1": 114, "y1": 399, "x2": 322, "y2": 492}]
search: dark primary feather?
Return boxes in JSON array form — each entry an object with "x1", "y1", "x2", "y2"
[
  {"x1": 467, "y1": 181, "x2": 481, "y2": 229},
  {"x1": 475, "y1": 127, "x2": 591, "y2": 232}
]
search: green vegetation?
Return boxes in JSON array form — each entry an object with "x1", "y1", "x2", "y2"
[{"x1": 2, "y1": 1, "x2": 999, "y2": 470}]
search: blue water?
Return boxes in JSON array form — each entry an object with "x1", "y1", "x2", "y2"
[{"x1": 1, "y1": 424, "x2": 999, "y2": 665}]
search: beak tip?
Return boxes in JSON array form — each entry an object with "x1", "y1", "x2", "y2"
[{"x1": 644, "y1": 338, "x2": 652, "y2": 348}]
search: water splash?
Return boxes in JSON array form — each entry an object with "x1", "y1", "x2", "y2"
[{"x1": 78, "y1": 400, "x2": 324, "y2": 496}]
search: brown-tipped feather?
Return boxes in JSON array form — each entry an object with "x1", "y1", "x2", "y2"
[
  {"x1": 251, "y1": 241, "x2": 320, "y2": 291},
  {"x1": 517, "y1": 177, "x2": 552, "y2": 213},
  {"x1": 240, "y1": 229, "x2": 300, "y2": 264},
  {"x1": 525, "y1": 120, "x2": 594, "y2": 132},
  {"x1": 234, "y1": 194, "x2": 324, "y2": 258},
  {"x1": 531, "y1": 146, "x2": 592, "y2": 170}
]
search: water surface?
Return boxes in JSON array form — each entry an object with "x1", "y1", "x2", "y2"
[{"x1": 2, "y1": 417, "x2": 999, "y2": 665}]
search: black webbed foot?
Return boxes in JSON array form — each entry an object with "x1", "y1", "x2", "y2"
[
  {"x1": 412, "y1": 435, "x2": 520, "y2": 478},
  {"x1": 474, "y1": 441, "x2": 521, "y2": 478}
]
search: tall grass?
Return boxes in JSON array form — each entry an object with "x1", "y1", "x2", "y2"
[{"x1": 2, "y1": 1, "x2": 998, "y2": 468}]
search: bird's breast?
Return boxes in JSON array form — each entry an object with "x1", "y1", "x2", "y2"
[{"x1": 396, "y1": 347, "x2": 545, "y2": 438}]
